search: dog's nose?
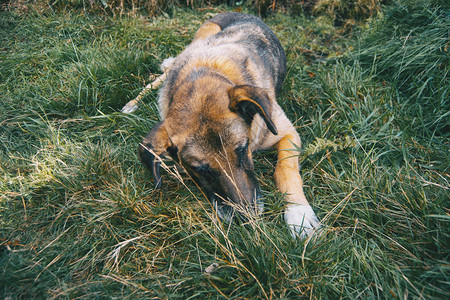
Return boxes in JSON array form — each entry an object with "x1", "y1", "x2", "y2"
[
  {"x1": 209, "y1": 191, "x2": 264, "y2": 223},
  {"x1": 255, "y1": 193, "x2": 264, "y2": 215}
]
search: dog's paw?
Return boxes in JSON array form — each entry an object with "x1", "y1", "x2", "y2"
[
  {"x1": 121, "y1": 100, "x2": 138, "y2": 114},
  {"x1": 285, "y1": 204, "x2": 321, "y2": 239}
]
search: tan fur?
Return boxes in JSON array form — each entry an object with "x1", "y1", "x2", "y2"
[{"x1": 193, "y1": 22, "x2": 221, "y2": 41}]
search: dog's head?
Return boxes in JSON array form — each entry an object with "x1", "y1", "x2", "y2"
[{"x1": 138, "y1": 85, "x2": 278, "y2": 219}]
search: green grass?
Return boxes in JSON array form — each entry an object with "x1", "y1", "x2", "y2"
[{"x1": 1, "y1": 1, "x2": 449, "y2": 298}]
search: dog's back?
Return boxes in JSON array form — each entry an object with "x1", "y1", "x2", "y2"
[
  {"x1": 198, "y1": 12, "x2": 286, "y2": 92},
  {"x1": 158, "y1": 13, "x2": 286, "y2": 119}
]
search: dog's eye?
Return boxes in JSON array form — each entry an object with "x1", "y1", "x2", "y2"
[
  {"x1": 192, "y1": 164, "x2": 217, "y2": 181},
  {"x1": 235, "y1": 145, "x2": 247, "y2": 157},
  {"x1": 194, "y1": 164, "x2": 210, "y2": 174},
  {"x1": 235, "y1": 140, "x2": 249, "y2": 157},
  {"x1": 235, "y1": 141, "x2": 253, "y2": 170}
]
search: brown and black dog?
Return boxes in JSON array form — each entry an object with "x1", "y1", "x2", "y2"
[{"x1": 122, "y1": 12, "x2": 321, "y2": 238}]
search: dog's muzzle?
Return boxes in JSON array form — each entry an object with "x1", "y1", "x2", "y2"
[{"x1": 209, "y1": 191, "x2": 264, "y2": 223}]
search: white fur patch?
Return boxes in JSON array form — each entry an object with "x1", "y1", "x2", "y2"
[
  {"x1": 284, "y1": 204, "x2": 321, "y2": 239},
  {"x1": 161, "y1": 57, "x2": 176, "y2": 72}
]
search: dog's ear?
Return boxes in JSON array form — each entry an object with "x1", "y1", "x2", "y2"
[
  {"x1": 138, "y1": 122, "x2": 176, "y2": 189},
  {"x1": 228, "y1": 85, "x2": 278, "y2": 135}
]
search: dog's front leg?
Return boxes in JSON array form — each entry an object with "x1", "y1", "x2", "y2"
[{"x1": 274, "y1": 131, "x2": 321, "y2": 239}]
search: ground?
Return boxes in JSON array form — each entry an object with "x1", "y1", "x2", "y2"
[{"x1": 0, "y1": 1, "x2": 448, "y2": 298}]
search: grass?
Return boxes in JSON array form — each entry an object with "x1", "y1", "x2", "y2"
[{"x1": 1, "y1": 1, "x2": 449, "y2": 298}]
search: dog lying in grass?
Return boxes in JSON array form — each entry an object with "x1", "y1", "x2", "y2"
[{"x1": 122, "y1": 12, "x2": 321, "y2": 239}]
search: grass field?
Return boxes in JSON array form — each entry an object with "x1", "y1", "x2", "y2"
[{"x1": 1, "y1": 1, "x2": 449, "y2": 298}]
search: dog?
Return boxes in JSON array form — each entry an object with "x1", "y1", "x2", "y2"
[{"x1": 122, "y1": 12, "x2": 321, "y2": 239}]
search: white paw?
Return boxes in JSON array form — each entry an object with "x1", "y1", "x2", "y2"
[
  {"x1": 121, "y1": 100, "x2": 138, "y2": 114},
  {"x1": 285, "y1": 204, "x2": 321, "y2": 239}
]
